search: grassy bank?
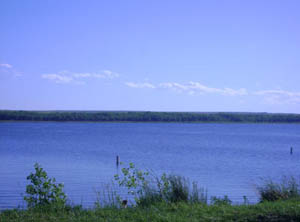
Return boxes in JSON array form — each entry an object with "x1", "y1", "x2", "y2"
[{"x1": 1, "y1": 199, "x2": 300, "y2": 222}]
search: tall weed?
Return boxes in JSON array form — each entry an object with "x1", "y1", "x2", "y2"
[
  {"x1": 257, "y1": 176, "x2": 300, "y2": 202},
  {"x1": 114, "y1": 163, "x2": 207, "y2": 207}
]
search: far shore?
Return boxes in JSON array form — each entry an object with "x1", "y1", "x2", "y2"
[{"x1": 1, "y1": 110, "x2": 300, "y2": 123}]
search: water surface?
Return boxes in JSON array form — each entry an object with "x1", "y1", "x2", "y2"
[{"x1": 0, "y1": 122, "x2": 299, "y2": 209}]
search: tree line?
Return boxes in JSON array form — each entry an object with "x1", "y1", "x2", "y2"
[{"x1": 0, "y1": 110, "x2": 300, "y2": 123}]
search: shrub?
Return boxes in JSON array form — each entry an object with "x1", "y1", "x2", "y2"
[
  {"x1": 114, "y1": 162, "x2": 149, "y2": 205},
  {"x1": 257, "y1": 176, "x2": 300, "y2": 202},
  {"x1": 211, "y1": 195, "x2": 232, "y2": 205},
  {"x1": 24, "y1": 163, "x2": 67, "y2": 208}
]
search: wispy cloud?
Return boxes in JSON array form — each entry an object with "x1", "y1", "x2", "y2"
[
  {"x1": 0, "y1": 63, "x2": 13, "y2": 69},
  {"x1": 42, "y1": 74, "x2": 75, "y2": 84},
  {"x1": 42, "y1": 70, "x2": 119, "y2": 84},
  {"x1": 0, "y1": 63, "x2": 22, "y2": 77},
  {"x1": 72, "y1": 70, "x2": 119, "y2": 79},
  {"x1": 253, "y1": 89, "x2": 300, "y2": 105},
  {"x1": 125, "y1": 82, "x2": 156, "y2": 89},
  {"x1": 126, "y1": 81, "x2": 248, "y2": 96},
  {"x1": 159, "y1": 81, "x2": 248, "y2": 96},
  {"x1": 125, "y1": 80, "x2": 300, "y2": 105},
  {"x1": 101, "y1": 70, "x2": 119, "y2": 78}
]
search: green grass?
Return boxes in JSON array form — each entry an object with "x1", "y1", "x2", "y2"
[{"x1": 1, "y1": 199, "x2": 300, "y2": 222}]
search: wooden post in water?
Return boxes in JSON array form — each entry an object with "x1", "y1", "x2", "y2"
[
  {"x1": 122, "y1": 200, "x2": 128, "y2": 208},
  {"x1": 290, "y1": 147, "x2": 293, "y2": 155},
  {"x1": 116, "y1": 155, "x2": 120, "y2": 166}
]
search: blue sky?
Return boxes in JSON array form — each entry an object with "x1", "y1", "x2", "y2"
[{"x1": 1, "y1": 0, "x2": 300, "y2": 113}]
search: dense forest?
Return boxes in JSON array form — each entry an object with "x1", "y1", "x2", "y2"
[{"x1": 0, "y1": 110, "x2": 300, "y2": 123}]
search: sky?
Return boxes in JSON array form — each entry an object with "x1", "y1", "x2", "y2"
[{"x1": 1, "y1": 0, "x2": 300, "y2": 113}]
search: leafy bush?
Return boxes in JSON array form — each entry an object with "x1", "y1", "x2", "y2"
[
  {"x1": 114, "y1": 162, "x2": 149, "y2": 205},
  {"x1": 257, "y1": 176, "x2": 300, "y2": 202},
  {"x1": 24, "y1": 163, "x2": 67, "y2": 208},
  {"x1": 211, "y1": 195, "x2": 232, "y2": 205}
]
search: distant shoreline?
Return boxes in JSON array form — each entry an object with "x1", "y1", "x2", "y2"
[
  {"x1": 0, "y1": 120, "x2": 300, "y2": 124},
  {"x1": 1, "y1": 110, "x2": 300, "y2": 123}
]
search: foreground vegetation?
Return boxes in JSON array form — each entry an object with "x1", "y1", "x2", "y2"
[
  {"x1": 1, "y1": 110, "x2": 300, "y2": 123},
  {"x1": 2, "y1": 199, "x2": 300, "y2": 222},
  {"x1": 1, "y1": 163, "x2": 300, "y2": 221}
]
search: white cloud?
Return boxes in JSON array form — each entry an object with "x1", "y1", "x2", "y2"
[
  {"x1": 253, "y1": 90, "x2": 300, "y2": 105},
  {"x1": 223, "y1": 87, "x2": 248, "y2": 96},
  {"x1": 42, "y1": 70, "x2": 119, "y2": 84},
  {"x1": 102, "y1": 70, "x2": 119, "y2": 78},
  {"x1": 125, "y1": 82, "x2": 156, "y2": 89},
  {"x1": 0, "y1": 63, "x2": 22, "y2": 77},
  {"x1": 187, "y1": 82, "x2": 247, "y2": 96},
  {"x1": 42, "y1": 74, "x2": 74, "y2": 84},
  {"x1": 159, "y1": 82, "x2": 189, "y2": 91},
  {"x1": 254, "y1": 90, "x2": 300, "y2": 97},
  {"x1": 72, "y1": 70, "x2": 119, "y2": 79},
  {"x1": 125, "y1": 80, "x2": 300, "y2": 105},
  {"x1": 0, "y1": 63, "x2": 13, "y2": 68},
  {"x1": 127, "y1": 81, "x2": 247, "y2": 96},
  {"x1": 73, "y1": 73, "x2": 91, "y2": 78}
]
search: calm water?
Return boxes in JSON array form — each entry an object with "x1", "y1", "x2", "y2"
[{"x1": 0, "y1": 122, "x2": 300, "y2": 209}]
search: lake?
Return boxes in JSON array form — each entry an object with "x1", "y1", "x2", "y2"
[{"x1": 0, "y1": 122, "x2": 300, "y2": 209}]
